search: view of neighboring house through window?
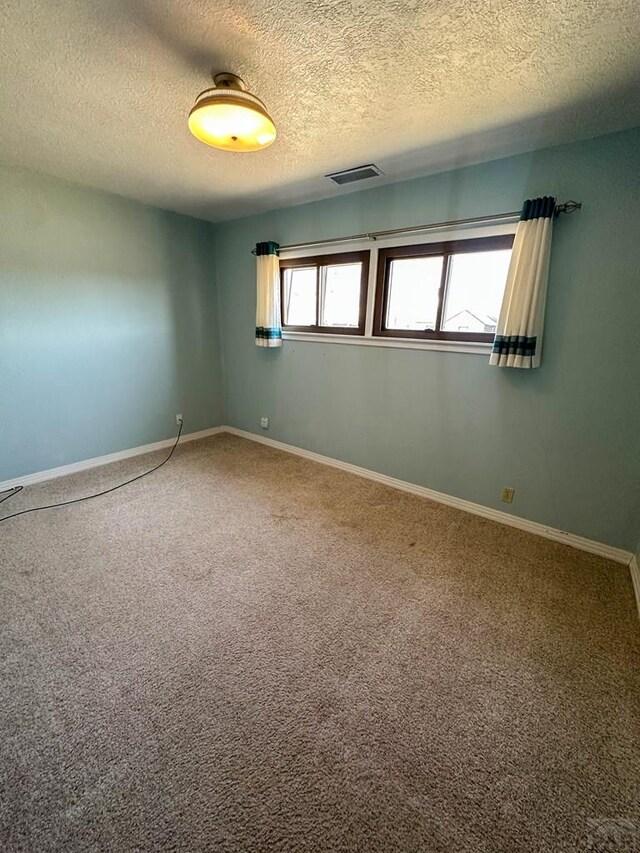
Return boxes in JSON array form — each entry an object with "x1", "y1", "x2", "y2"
[
  {"x1": 382, "y1": 250, "x2": 510, "y2": 335},
  {"x1": 384, "y1": 255, "x2": 442, "y2": 331},
  {"x1": 373, "y1": 234, "x2": 514, "y2": 342},
  {"x1": 280, "y1": 234, "x2": 513, "y2": 344},
  {"x1": 441, "y1": 250, "x2": 511, "y2": 334}
]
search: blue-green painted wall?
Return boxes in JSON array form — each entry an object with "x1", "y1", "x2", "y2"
[
  {"x1": 3, "y1": 131, "x2": 638, "y2": 550},
  {"x1": 0, "y1": 165, "x2": 222, "y2": 481},
  {"x1": 214, "y1": 128, "x2": 640, "y2": 551}
]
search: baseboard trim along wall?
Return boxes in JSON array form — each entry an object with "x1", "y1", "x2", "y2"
[
  {"x1": 630, "y1": 557, "x2": 640, "y2": 620},
  {"x1": 224, "y1": 427, "x2": 634, "y2": 567},
  {"x1": 0, "y1": 427, "x2": 225, "y2": 492},
  {"x1": 1, "y1": 424, "x2": 634, "y2": 573}
]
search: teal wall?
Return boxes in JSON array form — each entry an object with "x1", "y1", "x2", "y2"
[
  {"x1": 0, "y1": 165, "x2": 222, "y2": 481},
  {"x1": 3, "y1": 131, "x2": 638, "y2": 550},
  {"x1": 214, "y1": 128, "x2": 640, "y2": 551}
]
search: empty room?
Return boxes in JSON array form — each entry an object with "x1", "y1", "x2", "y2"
[{"x1": 1, "y1": 1, "x2": 639, "y2": 851}]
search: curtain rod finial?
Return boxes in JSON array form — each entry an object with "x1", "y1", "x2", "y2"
[{"x1": 556, "y1": 200, "x2": 582, "y2": 215}]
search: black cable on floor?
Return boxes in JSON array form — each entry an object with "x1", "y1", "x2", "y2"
[
  {"x1": 0, "y1": 486, "x2": 23, "y2": 505},
  {"x1": 0, "y1": 421, "x2": 184, "y2": 524}
]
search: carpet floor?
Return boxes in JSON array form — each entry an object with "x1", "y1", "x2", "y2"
[{"x1": 1, "y1": 434, "x2": 638, "y2": 852}]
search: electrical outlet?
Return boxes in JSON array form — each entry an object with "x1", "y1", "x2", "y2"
[
  {"x1": 260, "y1": 417, "x2": 269, "y2": 429},
  {"x1": 501, "y1": 487, "x2": 515, "y2": 504},
  {"x1": 176, "y1": 414, "x2": 183, "y2": 425}
]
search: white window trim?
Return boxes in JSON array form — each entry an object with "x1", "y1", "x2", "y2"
[
  {"x1": 281, "y1": 331, "x2": 491, "y2": 355},
  {"x1": 279, "y1": 221, "x2": 517, "y2": 354}
]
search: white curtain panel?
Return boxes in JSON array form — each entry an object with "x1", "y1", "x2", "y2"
[
  {"x1": 255, "y1": 241, "x2": 282, "y2": 348},
  {"x1": 490, "y1": 197, "x2": 555, "y2": 369}
]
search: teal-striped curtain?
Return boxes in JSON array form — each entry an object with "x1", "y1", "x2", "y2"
[
  {"x1": 490, "y1": 196, "x2": 555, "y2": 368},
  {"x1": 255, "y1": 241, "x2": 282, "y2": 348}
]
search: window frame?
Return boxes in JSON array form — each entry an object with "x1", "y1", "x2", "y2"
[
  {"x1": 372, "y1": 233, "x2": 514, "y2": 343},
  {"x1": 280, "y1": 250, "x2": 370, "y2": 336}
]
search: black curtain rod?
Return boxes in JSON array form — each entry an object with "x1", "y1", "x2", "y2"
[{"x1": 252, "y1": 201, "x2": 582, "y2": 254}]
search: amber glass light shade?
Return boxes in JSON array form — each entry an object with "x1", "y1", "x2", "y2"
[{"x1": 188, "y1": 73, "x2": 276, "y2": 152}]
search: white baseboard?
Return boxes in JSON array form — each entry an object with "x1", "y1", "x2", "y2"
[
  {"x1": 223, "y1": 426, "x2": 634, "y2": 566},
  {"x1": 630, "y1": 556, "x2": 640, "y2": 620},
  {"x1": 2, "y1": 424, "x2": 634, "y2": 577},
  {"x1": 0, "y1": 426, "x2": 225, "y2": 492}
]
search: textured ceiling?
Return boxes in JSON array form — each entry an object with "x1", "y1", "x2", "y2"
[{"x1": 1, "y1": 0, "x2": 639, "y2": 221}]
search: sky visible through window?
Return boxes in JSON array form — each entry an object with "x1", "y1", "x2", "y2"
[
  {"x1": 386, "y1": 249, "x2": 511, "y2": 332},
  {"x1": 284, "y1": 263, "x2": 361, "y2": 327},
  {"x1": 442, "y1": 250, "x2": 511, "y2": 333},
  {"x1": 283, "y1": 248, "x2": 511, "y2": 333},
  {"x1": 284, "y1": 266, "x2": 315, "y2": 326},
  {"x1": 386, "y1": 257, "x2": 442, "y2": 330},
  {"x1": 321, "y1": 264, "x2": 361, "y2": 327}
]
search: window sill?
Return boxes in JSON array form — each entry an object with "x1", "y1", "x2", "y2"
[{"x1": 281, "y1": 331, "x2": 492, "y2": 355}]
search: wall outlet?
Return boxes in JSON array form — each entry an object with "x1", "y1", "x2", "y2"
[
  {"x1": 501, "y1": 486, "x2": 515, "y2": 504},
  {"x1": 175, "y1": 413, "x2": 183, "y2": 425},
  {"x1": 260, "y1": 417, "x2": 269, "y2": 429}
]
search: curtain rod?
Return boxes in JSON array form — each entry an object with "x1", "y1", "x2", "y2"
[{"x1": 259, "y1": 200, "x2": 581, "y2": 254}]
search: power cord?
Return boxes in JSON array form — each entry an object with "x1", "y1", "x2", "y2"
[
  {"x1": 0, "y1": 420, "x2": 184, "y2": 524},
  {"x1": 0, "y1": 486, "x2": 23, "y2": 505}
]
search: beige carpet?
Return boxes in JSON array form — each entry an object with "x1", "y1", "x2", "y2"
[{"x1": 1, "y1": 433, "x2": 638, "y2": 852}]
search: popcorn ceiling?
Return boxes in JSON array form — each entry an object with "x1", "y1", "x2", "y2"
[{"x1": 0, "y1": 0, "x2": 638, "y2": 220}]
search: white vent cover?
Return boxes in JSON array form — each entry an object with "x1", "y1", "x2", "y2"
[{"x1": 326, "y1": 164, "x2": 384, "y2": 185}]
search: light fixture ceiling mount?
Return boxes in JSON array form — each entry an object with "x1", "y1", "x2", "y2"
[
  {"x1": 188, "y1": 72, "x2": 276, "y2": 153},
  {"x1": 212, "y1": 72, "x2": 246, "y2": 90}
]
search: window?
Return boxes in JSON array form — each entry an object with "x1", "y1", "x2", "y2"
[
  {"x1": 373, "y1": 234, "x2": 513, "y2": 342},
  {"x1": 280, "y1": 251, "x2": 369, "y2": 335},
  {"x1": 278, "y1": 231, "x2": 515, "y2": 351}
]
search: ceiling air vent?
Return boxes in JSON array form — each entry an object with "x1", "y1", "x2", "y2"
[{"x1": 326, "y1": 164, "x2": 384, "y2": 186}]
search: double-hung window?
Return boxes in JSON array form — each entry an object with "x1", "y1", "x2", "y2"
[
  {"x1": 373, "y1": 234, "x2": 514, "y2": 343},
  {"x1": 280, "y1": 251, "x2": 369, "y2": 335}
]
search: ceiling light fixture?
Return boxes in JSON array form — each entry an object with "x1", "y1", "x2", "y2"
[{"x1": 188, "y1": 72, "x2": 276, "y2": 153}]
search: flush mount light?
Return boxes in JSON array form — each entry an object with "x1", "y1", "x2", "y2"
[{"x1": 188, "y1": 72, "x2": 276, "y2": 152}]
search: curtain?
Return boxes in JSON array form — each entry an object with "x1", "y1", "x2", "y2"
[
  {"x1": 490, "y1": 196, "x2": 555, "y2": 369},
  {"x1": 255, "y1": 241, "x2": 282, "y2": 348}
]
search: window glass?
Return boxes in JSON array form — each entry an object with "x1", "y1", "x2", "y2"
[
  {"x1": 320, "y1": 263, "x2": 362, "y2": 327},
  {"x1": 283, "y1": 266, "x2": 316, "y2": 326},
  {"x1": 441, "y1": 250, "x2": 511, "y2": 334},
  {"x1": 374, "y1": 235, "x2": 514, "y2": 341},
  {"x1": 385, "y1": 256, "x2": 443, "y2": 331},
  {"x1": 281, "y1": 253, "x2": 367, "y2": 333}
]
